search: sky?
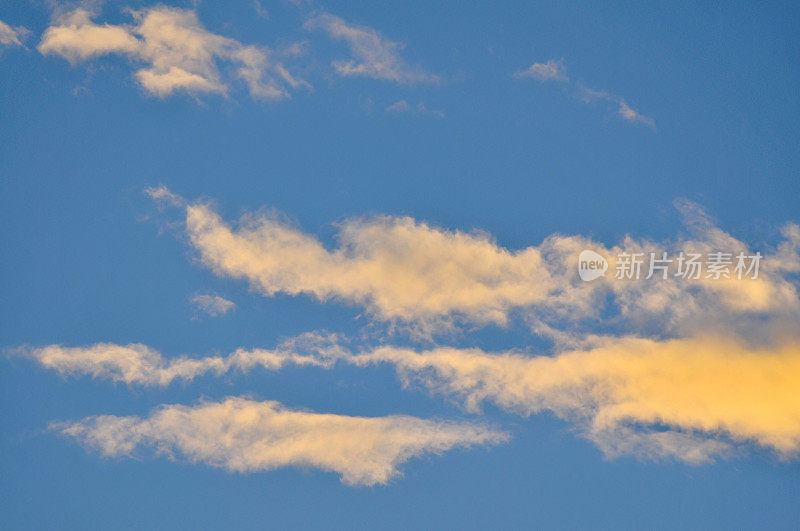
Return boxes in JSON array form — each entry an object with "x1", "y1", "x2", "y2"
[{"x1": 1, "y1": 1, "x2": 799, "y2": 529}]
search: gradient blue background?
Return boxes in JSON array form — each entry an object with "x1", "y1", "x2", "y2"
[{"x1": 1, "y1": 1, "x2": 799, "y2": 529}]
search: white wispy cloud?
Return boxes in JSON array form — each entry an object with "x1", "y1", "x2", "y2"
[
  {"x1": 38, "y1": 7, "x2": 307, "y2": 99},
  {"x1": 147, "y1": 187, "x2": 800, "y2": 338},
  {"x1": 385, "y1": 100, "x2": 444, "y2": 118},
  {"x1": 513, "y1": 59, "x2": 568, "y2": 82},
  {"x1": 516, "y1": 60, "x2": 655, "y2": 129},
  {"x1": 352, "y1": 335, "x2": 800, "y2": 462},
  {"x1": 0, "y1": 19, "x2": 28, "y2": 47},
  {"x1": 385, "y1": 100, "x2": 411, "y2": 113},
  {"x1": 575, "y1": 85, "x2": 613, "y2": 103},
  {"x1": 305, "y1": 13, "x2": 438, "y2": 84},
  {"x1": 17, "y1": 332, "x2": 343, "y2": 386},
  {"x1": 575, "y1": 86, "x2": 655, "y2": 129},
  {"x1": 54, "y1": 397, "x2": 508, "y2": 486},
  {"x1": 190, "y1": 293, "x2": 236, "y2": 317},
  {"x1": 618, "y1": 99, "x2": 656, "y2": 129},
  {"x1": 253, "y1": 0, "x2": 269, "y2": 20}
]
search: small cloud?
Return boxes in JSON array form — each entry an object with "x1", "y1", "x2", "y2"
[
  {"x1": 575, "y1": 84, "x2": 612, "y2": 103},
  {"x1": 416, "y1": 103, "x2": 444, "y2": 119},
  {"x1": 144, "y1": 184, "x2": 186, "y2": 207},
  {"x1": 15, "y1": 335, "x2": 342, "y2": 386},
  {"x1": 513, "y1": 61, "x2": 656, "y2": 130},
  {"x1": 191, "y1": 294, "x2": 236, "y2": 317},
  {"x1": 575, "y1": 84, "x2": 656, "y2": 129},
  {"x1": 514, "y1": 59, "x2": 568, "y2": 82},
  {"x1": 281, "y1": 40, "x2": 309, "y2": 58},
  {"x1": 305, "y1": 13, "x2": 438, "y2": 84},
  {"x1": 54, "y1": 397, "x2": 507, "y2": 486},
  {"x1": 618, "y1": 99, "x2": 656, "y2": 129},
  {"x1": 385, "y1": 100, "x2": 444, "y2": 118},
  {"x1": 38, "y1": 7, "x2": 306, "y2": 101},
  {"x1": 0, "y1": 19, "x2": 29, "y2": 47},
  {"x1": 253, "y1": 0, "x2": 269, "y2": 19},
  {"x1": 385, "y1": 100, "x2": 411, "y2": 113},
  {"x1": 71, "y1": 86, "x2": 89, "y2": 97}
]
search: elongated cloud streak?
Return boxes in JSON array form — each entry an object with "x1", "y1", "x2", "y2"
[
  {"x1": 305, "y1": 13, "x2": 438, "y2": 84},
  {"x1": 39, "y1": 7, "x2": 305, "y2": 99},
  {"x1": 181, "y1": 200, "x2": 549, "y2": 330},
  {"x1": 18, "y1": 333, "x2": 342, "y2": 386},
  {"x1": 54, "y1": 397, "x2": 507, "y2": 485},
  {"x1": 515, "y1": 59, "x2": 655, "y2": 128},
  {"x1": 618, "y1": 99, "x2": 656, "y2": 129},
  {"x1": 385, "y1": 100, "x2": 445, "y2": 118},
  {"x1": 148, "y1": 187, "x2": 800, "y2": 338},
  {"x1": 354, "y1": 335, "x2": 800, "y2": 462}
]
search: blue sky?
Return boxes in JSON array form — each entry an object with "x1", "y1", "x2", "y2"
[{"x1": 1, "y1": 1, "x2": 799, "y2": 529}]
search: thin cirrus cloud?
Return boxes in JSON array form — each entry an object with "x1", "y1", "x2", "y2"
[
  {"x1": 617, "y1": 99, "x2": 656, "y2": 129},
  {"x1": 17, "y1": 332, "x2": 344, "y2": 386},
  {"x1": 385, "y1": 100, "x2": 411, "y2": 112},
  {"x1": 38, "y1": 7, "x2": 306, "y2": 99},
  {"x1": 190, "y1": 293, "x2": 236, "y2": 317},
  {"x1": 0, "y1": 18, "x2": 28, "y2": 47},
  {"x1": 513, "y1": 59, "x2": 568, "y2": 82},
  {"x1": 304, "y1": 12, "x2": 439, "y2": 84},
  {"x1": 146, "y1": 187, "x2": 800, "y2": 339},
  {"x1": 23, "y1": 333, "x2": 800, "y2": 463},
  {"x1": 516, "y1": 59, "x2": 655, "y2": 129},
  {"x1": 576, "y1": 85, "x2": 656, "y2": 129},
  {"x1": 53, "y1": 396, "x2": 507, "y2": 486},
  {"x1": 385, "y1": 100, "x2": 445, "y2": 118}
]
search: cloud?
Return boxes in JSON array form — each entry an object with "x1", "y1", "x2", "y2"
[
  {"x1": 38, "y1": 7, "x2": 306, "y2": 99},
  {"x1": 0, "y1": 19, "x2": 28, "y2": 47},
  {"x1": 30, "y1": 189, "x2": 797, "y2": 468},
  {"x1": 190, "y1": 294, "x2": 236, "y2": 317},
  {"x1": 305, "y1": 13, "x2": 438, "y2": 84},
  {"x1": 385, "y1": 100, "x2": 444, "y2": 118},
  {"x1": 575, "y1": 85, "x2": 656, "y2": 129},
  {"x1": 54, "y1": 397, "x2": 507, "y2": 486},
  {"x1": 148, "y1": 188, "x2": 800, "y2": 338},
  {"x1": 513, "y1": 59, "x2": 568, "y2": 82},
  {"x1": 253, "y1": 0, "x2": 269, "y2": 20},
  {"x1": 385, "y1": 100, "x2": 411, "y2": 113},
  {"x1": 38, "y1": 9, "x2": 140, "y2": 61},
  {"x1": 575, "y1": 85, "x2": 612, "y2": 104},
  {"x1": 27, "y1": 332, "x2": 800, "y2": 463},
  {"x1": 169, "y1": 192, "x2": 553, "y2": 333},
  {"x1": 146, "y1": 184, "x2": 185, "y2": 206},
  {"x1": 353, "y1": 335, "x2": 800, "y2": 462},
  {"x1": 17, "y1": 332, "x2": 343, "y2": 386},
  {"x1": 515, "y1": 60, "x2": 655, "y2": 129},
  {"x1": 618, "y1": 99, "x2": 655, "y2": 129}
]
